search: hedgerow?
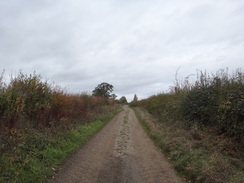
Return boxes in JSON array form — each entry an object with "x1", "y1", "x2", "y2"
[
  {"x1": 180, "y1": 69, "x2": 244, "y2": 141},
  {"x1": 132, "y1": 68, "x2": 244, "y2": 142},
  {"x1": 0, "y1": 71, "x2": 116, "y2": 130},
  {"x1": 0, "y1": 71, "x2": 119, "y2": 183}
]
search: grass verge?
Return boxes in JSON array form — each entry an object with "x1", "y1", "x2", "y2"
[
  {"x1": 133, "y1": 107, "x2": 244, "y2": 183},
  {"x1": 0, "y1": 108, "x2": 122, "y2": 183}
]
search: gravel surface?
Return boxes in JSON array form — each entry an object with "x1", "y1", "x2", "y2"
[{"x1": 48, "y1": 106, "x2": 183, "y2": 183}]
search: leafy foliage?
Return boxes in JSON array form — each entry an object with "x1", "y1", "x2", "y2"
[
  {"x1": 0, "y1": 71, "x2": 120, "y2": 183},
  {"x1": 180, "y1": 69, "x2": 244, "y2": 140},
  {"x1": 131, "y1": 68, "x2": 244, "y2": 142},
  {"x1": 133, "y1": 94, "x2": 138, "y2": 102},
  {"x1": 92, "y1": 82, "x2": 114, "y2": 98},
  {"x1": 0, "y1": 72, "x2": 116, "y2": 130},
  {"x1": 119, "y1": 96, "x2": 128, "y2": 104}
]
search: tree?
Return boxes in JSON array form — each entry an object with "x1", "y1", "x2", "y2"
[
  {"x1": 92, "y1": 82, "x2": 114, "y2": 98},
  {"x1": 133, "y1": 94, "x2": 138, "y2": 102},
  {"x1": 119, "y1": 96, "x2": 128, "y2": 104},
  {"x1": 111, "y1": 94, "x2": 117, "y2": 100}
]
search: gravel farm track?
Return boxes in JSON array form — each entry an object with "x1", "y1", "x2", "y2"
[{"x1": 48, "y1": 106, "x2": 183, "y2": 183}]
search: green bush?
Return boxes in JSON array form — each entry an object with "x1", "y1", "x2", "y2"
[
  {"x1": 133, "y1": 68, "x2": 244, "y2": 142},
  {"x1": 0, "y1": 72, "x2": 53, "y2": 128},
  {"x1": 180, "y1": 69, "x2": 244, "y2": 141},
  {"x1": 144, "y1": 93, "x2": 181, "y2": 121},
  {"x1": 180, "y1": 86, "x2": 220, "y2": 125}
]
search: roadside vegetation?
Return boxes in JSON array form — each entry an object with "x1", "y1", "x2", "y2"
[
  {"x1": 119, "y1": 96, "x2": 128, "y2": 105},
  {"x1": 0, "y1": 71, "x2": 121, "y2": 183},
  {"x1": 131, "y1": 68, "x2": 244, "y2": 183}
]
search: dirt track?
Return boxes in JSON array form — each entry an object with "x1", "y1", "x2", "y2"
[{"x1": 48, "y1": 106, "x2": 183, "y2": 183}]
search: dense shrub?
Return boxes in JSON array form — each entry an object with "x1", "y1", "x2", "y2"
[
  {"x1": 5, "y1": 73, "x2": 53, "y2": 127},
  {"x1": 0, "y1": 71, "x2": 116, "y2": 130},
  {"x1": 131, "y1": 68, "x2": 244, "y2": 142},
  {"x1": 180, "y1": 69, "x2": 244, "y2": 141},
  {"x1": 143, "y1": 93, "x2": 182, "y2": 121},
  {"x1": 180, "y1": 86, "x2": 220, "y2": 125},
  {"x1": 0, "y1": 71, "x2": 119, "y2": 183}
]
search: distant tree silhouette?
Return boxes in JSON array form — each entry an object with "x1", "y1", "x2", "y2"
[
  {"x1": 92, "y1": 82, "x2": 113, "y2": 98},
  {"x1": 133, "y1": 94, "x2": 138, "y2": 102},
  {"x1": 111, "y1": 94, "x2": 117, "y2": 100},
  {"x1": 119, "y1": 96, "x2": 128, "y2": 104}
]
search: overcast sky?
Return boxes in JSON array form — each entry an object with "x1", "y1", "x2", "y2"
[{"x1": 0, "y1": 0, "x2": 243, "y2": 101}]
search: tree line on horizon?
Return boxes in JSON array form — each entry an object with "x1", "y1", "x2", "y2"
[{"x1": 91, "y1": 82, "x2": 136, "y2": 105}]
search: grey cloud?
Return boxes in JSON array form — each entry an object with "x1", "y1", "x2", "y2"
[{"x1": 0, "y1": 0, "x2": 243, "y2": 101}]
